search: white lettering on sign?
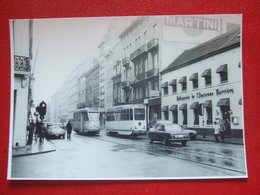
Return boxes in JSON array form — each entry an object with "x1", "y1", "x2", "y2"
[{"x1": 165, "y1": 16, "x2": 220, "y2": 31}]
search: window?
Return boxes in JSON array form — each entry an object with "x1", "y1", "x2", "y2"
[
  {"x1": 100, "y1": 73, "x2": 104, "y2": 82},
  {"x1": 204, "y1": 100, "x2": 212, "y2": 125},
  {"x1": 179, "y1": 77, "x2": 187, "y2": 91},
  {"x1": 169, "y1": 79, "x2": 177, "y2": 93},
  {"x1": 189, "y1": 73, "x2": 198, "y2": 89},
  {"x1": 134, "y1": 108, "x2": 145, "y2": 120},
  {"x1": 190, "y1": 102, "x2": 199, "y2": 125},
  {"x1": 216, "y1": 64, "x2": 228, "y2": 83},
  {"x1": 201, "y1": 69, "x2": 211, "y2": 86},
  {"x1": 170, "y1": 105, "x2": 178, "y2": 124},
  {"x1": 100, "y1": 86, "x2": 104, "y2": 95},
  {"x1": 100, "y1": 99, "x2": 104, "y2": 108},
  {"x1": 179, "y1": 103, "x2": 187, "y2": 125},
  {"x1": 161, "y1": 82, "x2": 168, "y2": 95}
]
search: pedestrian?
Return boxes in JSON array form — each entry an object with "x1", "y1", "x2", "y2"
[
  {"x1": 26, "y1": 121, "x2": 35, "y2": 145},
  {"x1": 213, "y1": 120, "x2": 221, "y2": 142},
  {"x1": 219, "y1": 118, "x2": 225, "y2": 141},
  {"x1": 38, "y1": 121, "x2": 46, "y2": 145},
  {"x1": 66, "y1": 121, "x2": 72, "y2": 139}
]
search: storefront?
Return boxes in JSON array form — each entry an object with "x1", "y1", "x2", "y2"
[{"x1": 161, "y1": 28, "x2": 243, "y2": 138}]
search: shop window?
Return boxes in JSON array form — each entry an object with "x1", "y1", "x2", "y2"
[
  {"x1": 190, "y1": 102, "x2": 199, "y2": 125},
  {"x1": 172, "y1": 111, "x2": 178, "y2": 124},
  {"x1": 182, "y1": 110, "x2": 187, "y2": 125},
  {"x1": 164, "y1": 111, "x2": 169, "y2": 120},
  {"x1": 206, "y1": 107, "x2": 213, "y2": 125}
]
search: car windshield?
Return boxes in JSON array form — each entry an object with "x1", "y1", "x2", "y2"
[
  {"x1": 47, "y1": 124, "x2": 61, "y2": 130},
  {"x1": 159, "y1": 123, "x2": 183, "y2": 131},
  {"x1": 88, "y1": 112, "x2": 99, "y2": 121}
]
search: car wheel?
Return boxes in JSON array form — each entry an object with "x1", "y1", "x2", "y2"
[
  {"x1": 181, "y1": 141, "x2": 187, "y2": 146},
  {"x1": 149, "y1": 135, "x2": 153, "y2": 143},
  {"x1": 163, "y1": 137, "x2": 168, "y2": 146}
]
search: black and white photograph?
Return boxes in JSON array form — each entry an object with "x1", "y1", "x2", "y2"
[{"x1": 8, "y1": 14, "x2": 247, "y2": 180}]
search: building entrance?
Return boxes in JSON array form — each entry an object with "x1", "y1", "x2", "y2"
[{"x1": 220, "y1": 106, "x2": 231, "y2": 137}]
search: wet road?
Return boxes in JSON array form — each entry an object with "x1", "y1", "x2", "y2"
[{"x1": 11, "y1": 130, "x2": 247, "y2": 179}]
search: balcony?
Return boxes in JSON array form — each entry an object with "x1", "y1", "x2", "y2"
[
  {"x1": 77, "y1": 103, "x2": 86, "y2": 109},
  {"x1": 122, "y1": 57, "x2": 130, "y2": 68},
  {"x1": 136, "y1": 72, "x2": 146, "y2": 81},
  {"x1": 14, "y1": 55, "x2": 30, "y2": 73},
  {"x1": 121, "y1": 81, "x2": 130, "y2": 90},
  {"x1": 147, "y1": 38, "x2": 159, "y2": 51},
  {"x1": 111, "y1": 73, "x2": 121, "y2": 84},
  {"x1": 130, "y1": 44, "x2": 147, "y2": 61},
  {"x1": 146, "y1": 68, "x2": 159, "y2": 78}
]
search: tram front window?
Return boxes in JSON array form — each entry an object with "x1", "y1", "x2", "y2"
[
  {"x1": 88, "y1": 112, "x2": 99, "y2": 121},
  {"x1": 134, "y1": 109, "x2": 145, "y2": 120}
]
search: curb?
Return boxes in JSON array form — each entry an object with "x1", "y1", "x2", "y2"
[
  {"x1": 12, "y1": 148, "x2": 56, "y2": 157},
  {"x1": 195, "y1": 137, "x2": 244, "y2": 145}
]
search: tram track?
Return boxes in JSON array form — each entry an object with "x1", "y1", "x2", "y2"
[{"x1": 85, "y1": 134, "x2": 246, "y2": 175}]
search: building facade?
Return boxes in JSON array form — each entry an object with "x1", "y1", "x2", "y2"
[
  {"x1": 11, "y1": 19, "x2": 33, "y2": 147},
  {"x1": 161, "y1": 28, "x2": 243, "y2": 137},
  {"x1": 117, "y1": 15, "x2": 234, "y2": 122}
]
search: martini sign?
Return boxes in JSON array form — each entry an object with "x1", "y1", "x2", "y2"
[{"x1": 165, "y1": 16, "x2": 221, "y2": 32}]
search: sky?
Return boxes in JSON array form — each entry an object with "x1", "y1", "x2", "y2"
[{"x1": 31, "y1": 17, "x2": 112, "y2": 105}]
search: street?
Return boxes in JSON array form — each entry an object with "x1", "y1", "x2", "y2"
[{"x1": 11, "y1": 130, "x2": 247, "y2": 179}]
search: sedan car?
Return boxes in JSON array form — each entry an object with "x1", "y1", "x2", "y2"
[
  {"x1": 45, "y1": 123, "x2": 66, "y2": 139},
  {"x1": 148, "y1": 120, "x2": 190, "y2": 146},
  {"x1": 181, "y1": 128, "x2": 197, "y2": 139}
]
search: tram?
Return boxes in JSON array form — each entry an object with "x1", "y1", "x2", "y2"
[
  {"x1": 72, "y1": 107, "x2": 100, "y2": 135},
  {"x1": 106, "y1": 104, "x2": 147, "y2": 138}
]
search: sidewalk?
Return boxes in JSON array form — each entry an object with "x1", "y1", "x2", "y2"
[
  {"x1": 195, "y1": 134, "x2": 244, "y2": 145},
  {"x1": 12, "y1": 139, "x2": 56, "y2": 157}
]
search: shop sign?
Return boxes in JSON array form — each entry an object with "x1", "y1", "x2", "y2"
[
  {"x1": 150, "y1": 90, "x2": 160, "y2": 97},
  {"x1": 176, "y1": 88, "x2": 234, "y2": 101},
  {"x1": 165, "y1": 16, "x2": 221, "y2": 32}
]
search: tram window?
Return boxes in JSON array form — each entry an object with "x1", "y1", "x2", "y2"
[
  {"x1": 127, "y1": 109, "x2": 130, "y2": 120},
  {"x1": 130, "y1": 109, "x2": 133, "y2": 120},
  {"x1": 83, "y1": 112, "x2": 89, "y2": 121},
  {"x1": 134, "y1": 108, "x2": 145, "y2": 120}
]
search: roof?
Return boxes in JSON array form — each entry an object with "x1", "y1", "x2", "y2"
[{"x1": 161, "y1": 28, "x2": 241, "y2": 75}]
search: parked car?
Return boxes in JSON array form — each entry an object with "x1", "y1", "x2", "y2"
[
  {"x1": 45, "y1": 123, "x2": 66, "y2": 139},
  {"x1": 148, "y1": 120, "x2": 190, "y2": 146},
  {"x1": 180, "y1": 127, "x2": 197, "y2": 139}
]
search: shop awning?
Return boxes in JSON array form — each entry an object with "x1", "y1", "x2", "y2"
[
  {"x1": 161, "y1": 106, "x2": 169, "y2": 112},
  {"x1": 238, "y1": 98, "x2": 242, "y2": 105},
  {"x1": 216, "y1": 64, "x2": 227, "y2": 73},
  {"x1": 169, "y1": 79, "x2": 176, "y2": 86},
  {"x1": 190, "y1": 102, "x2": 199, "y2": 109},
  {"x1": 201, "y1": 69, "x2": 211, "y2": 77},
  {"x1": 203, "y1": 100, "x2": 212, "y2": 108},
  {"x1": 178, "y1": 76, "x2": 187, "y2": 84},
  {"x1": 169, "y1": 105, "x2": 178, "y2": 111},
  {"x1": 217, "y1": 98, "x2": 230, "y2": 107},
  {"x1": 189, "y1": 73, "x2": 198, "y2": 81},
  {"x1": 179, "y1": 103, "x2": 187, "y2": 110},
  {"x1": 161, "y1": 82, "x2": 168, "y2": 88}
]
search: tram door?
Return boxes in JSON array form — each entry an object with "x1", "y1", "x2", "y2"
[{"x1": 220, "y1": 106, "x2": 231, "y2": 137}]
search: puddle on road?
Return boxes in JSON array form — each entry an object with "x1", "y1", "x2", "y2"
[{"x1": 111, "y1": 144, "x2": 139, "y2": 152}]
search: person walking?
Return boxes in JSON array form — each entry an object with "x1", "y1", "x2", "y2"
[
  {"x1": 26, "y1": 121, "x2": 35, "y2": 145},
  {"x1": 213, "y1": 120, "x2": 221, "y2": 142},
  {"x1": 66, "y1": 121, "x2": 72, "y2": 139}
]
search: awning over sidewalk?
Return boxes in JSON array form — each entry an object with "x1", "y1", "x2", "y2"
[
  {"x1": 161, "y1": 106, "x2": 169, "y2": 112},
  {"x1": 217, "y1": 98, "x2": 230, "y2": 107},
  {"x1": 190, "y1": 102, "x2": 199, "y2": 109},
  {"x1": 201, "y1": 69, "x2": 211, "y2": 77},
  {"x1": 203, "y1": 100, "x2": 212, "y2": 108},
  {"x1": 179, "y1": 103, "x2": 187, "y2": 110},
  {"x1": 169, "y1": 105, "x2": 178, "y2": 111}
]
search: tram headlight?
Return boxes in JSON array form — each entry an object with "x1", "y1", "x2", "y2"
[{"x1": 138, "y1": 122, "x2": 141, "y2": 125}]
